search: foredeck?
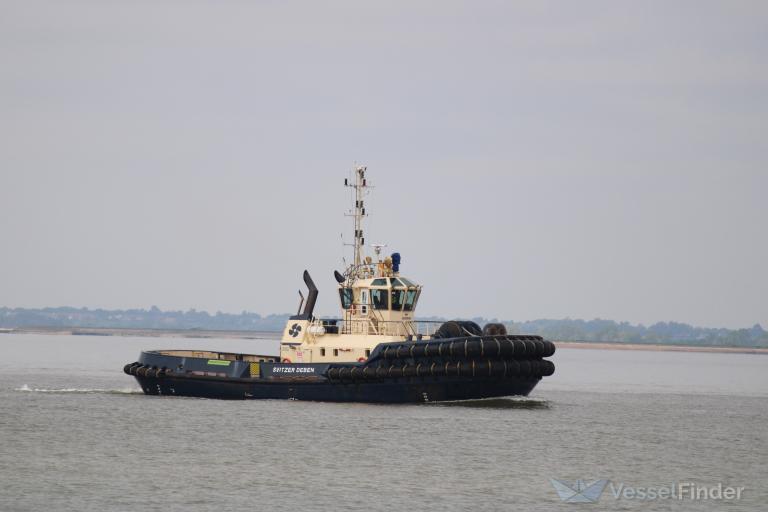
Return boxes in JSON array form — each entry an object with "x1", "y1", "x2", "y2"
[{"x1": 154, "y1": 349, "x2": 278, "y2": 363}]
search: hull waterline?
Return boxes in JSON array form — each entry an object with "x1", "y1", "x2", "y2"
[{"x1": 133, "y1": 373, "x2": 541, "y2": 403}]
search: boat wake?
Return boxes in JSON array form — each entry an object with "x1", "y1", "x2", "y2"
[
  {"x1": 432, "y1": 397, "x2": 550, "y2": 409},
  {"x1": 15, "y1": 384, "x2": 143, "y2": 395}
]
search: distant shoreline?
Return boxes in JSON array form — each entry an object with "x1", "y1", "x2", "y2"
[
  {"x1": 2, "y1": 326, "x2": 767, "y2": 354},
  {"x1": 0, "y1": 326, "x2": 280, "y2": 340},
  {"x1": 555, "y1": 340, "x2": 768, "y2": 355}
]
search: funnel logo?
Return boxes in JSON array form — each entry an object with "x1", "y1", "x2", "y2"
[
  {"x1": 289, "y1": 324, "x2": 302, "y2": 337},
  {"x1": 550, "y1": 479, "x2": 609, "y2": 503}
]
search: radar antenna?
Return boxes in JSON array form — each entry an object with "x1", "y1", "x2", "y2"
[{"x1": 370, "y1": 243, "x2": 387, "y2": 262}]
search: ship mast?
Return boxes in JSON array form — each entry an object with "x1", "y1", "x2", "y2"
[{"x1": 344, "y1": 166, "x2": 370, "y2": 280}]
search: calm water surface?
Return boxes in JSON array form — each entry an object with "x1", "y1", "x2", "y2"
[{"x1": 0, "y1": 333, "x2": 766, "y2": 511}]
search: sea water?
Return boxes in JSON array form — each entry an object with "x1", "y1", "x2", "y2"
[{"x1": 0, "y1": 334, "x2": 766, "y2": 511}]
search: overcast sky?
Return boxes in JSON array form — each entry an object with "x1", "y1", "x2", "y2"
[{"x1": 1, "y1": 1, "x2": 766, "y2": 328}]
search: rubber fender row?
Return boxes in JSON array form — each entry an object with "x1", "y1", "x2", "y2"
[
  {"x1": 327, "y1": 358, "x2": 555, "y2": 381},
  {"x1": 433, "y1": 321, "x2": 507, "y2": 338},
  {"x1": 380, "y1": 336, "x2": 556, "y2": 361},
  {"x1": 124, "y1": 362, "x2": 172, "y2": 378},
  {"x1": 433, "y1": 320, "x2": 483, "y2": 338}
]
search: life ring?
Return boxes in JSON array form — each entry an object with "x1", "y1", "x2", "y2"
[
  {"x1": 357, "y1": 357, "x2": 366, "y2": 363},
  {"x1": 282, "y1": 358, "x2": 291, "y2": 363}
]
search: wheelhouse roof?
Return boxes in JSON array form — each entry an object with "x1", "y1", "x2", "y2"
[{"x1": 344, "y1": 276, "x2": 420, "y2": 289}]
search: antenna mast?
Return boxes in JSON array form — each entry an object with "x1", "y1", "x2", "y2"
[{"x1": 344, "y1": 165, "x2": 370, "y2": 278}]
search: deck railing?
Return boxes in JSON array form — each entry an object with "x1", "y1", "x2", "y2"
[{"x1": 313, "y1": 317, "x2": 442, "y2": 338}]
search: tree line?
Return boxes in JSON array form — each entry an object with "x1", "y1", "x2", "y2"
[{"x1": 1, "y1": 307, "x2": 766, "y2": 347}]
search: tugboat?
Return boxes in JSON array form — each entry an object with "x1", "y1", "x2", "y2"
[{"x1": 124, "y1": 167, "x2": 555, "y2": 402}]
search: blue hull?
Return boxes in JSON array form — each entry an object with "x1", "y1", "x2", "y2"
[{"x1": 133, "y1": 373, "x2": 541, "y2": 403}]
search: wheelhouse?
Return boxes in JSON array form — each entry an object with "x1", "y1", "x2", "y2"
[{"x1": 338, "y1": 276, "x2": 421, "y2": 315}]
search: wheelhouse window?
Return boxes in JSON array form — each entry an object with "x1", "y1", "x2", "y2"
[
  {"x1": 372, "y1": 278, "x2": 388, "y2": 286},
  {"x1": 391, "y1": 289, "x2": 405, "y2": 311},
  {"x1": 371, "y1": 289, "x2": 389, "y2": 310},
  {"x1": 403, "y1": 290, "x2": 419, "y2": 311},
  {"x1": 339, "y1": 288, "x2": 353, "y2": 309}
]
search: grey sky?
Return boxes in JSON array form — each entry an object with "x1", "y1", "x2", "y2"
[{"x1": 1, "y1": 1, "x2": 766, "y2": 328}]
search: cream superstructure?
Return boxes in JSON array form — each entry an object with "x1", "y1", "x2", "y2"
[{"x1": 279, "y1": 166, "x2": 435, "y2": 364}]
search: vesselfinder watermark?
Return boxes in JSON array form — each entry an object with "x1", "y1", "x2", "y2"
[{"x1": 550, "y1": 479, "x2": 745, "y2": 504}]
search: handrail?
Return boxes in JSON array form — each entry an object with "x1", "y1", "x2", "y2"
[{"x1": 314, "y1": 317, "x2": 442, "y2": 337}]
